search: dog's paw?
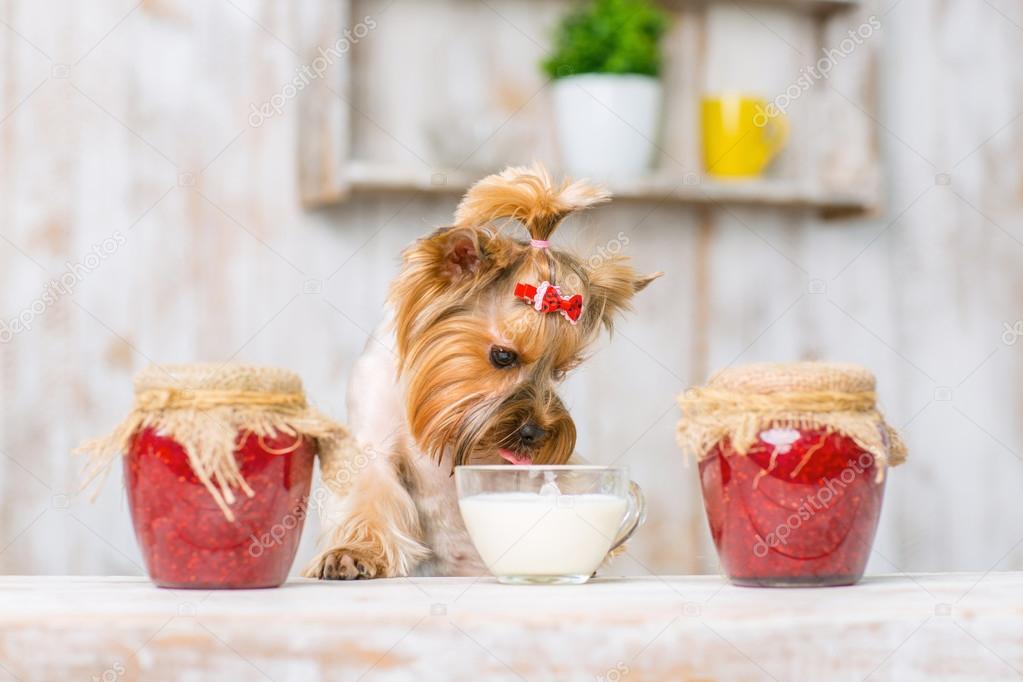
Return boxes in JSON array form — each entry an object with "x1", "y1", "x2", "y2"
[{"x1": 308, "y1": 548, "x2": 379, "y2": 580}]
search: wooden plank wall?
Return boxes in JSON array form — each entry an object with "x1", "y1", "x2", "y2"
[{"x1": 1, "y1": 0, "x2": 1022, "y2": 581}]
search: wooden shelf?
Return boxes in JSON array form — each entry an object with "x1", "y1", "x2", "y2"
[
  {"x1": 297, "y1": 0, "x2": 883, "y2": 219},
  {"x1": 461, "y1": 0, "x2": 863, "y2": 13},
  {"x1": 734, "y1": 0, "x2": 861, "y2": 14},
  {"x1": 335, "y1": 161, "x2": 874, "y2": 215}
]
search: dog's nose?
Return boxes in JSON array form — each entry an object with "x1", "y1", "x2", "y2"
[{"x1": 518, "y1": 423, "x2": 546, "y2": 446}]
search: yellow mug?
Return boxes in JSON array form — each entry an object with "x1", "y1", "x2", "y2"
[{"x1": 701, "y1": 95, "x2": 788, "y2": 178}]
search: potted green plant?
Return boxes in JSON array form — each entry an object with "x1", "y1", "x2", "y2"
[{"x1": 543, "y1": 0, "x2": 668, "y2": 178}]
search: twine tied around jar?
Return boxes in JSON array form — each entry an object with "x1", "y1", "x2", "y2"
[
  {"x1": 76, "y1": 364, "x2": 358, "y2": 522},
  {"x1": 133, "y1": 387, "x2": 309, "y2": 412},
  {"x1": 677, "y1": 362, "x2": 907, "y2": 481}
]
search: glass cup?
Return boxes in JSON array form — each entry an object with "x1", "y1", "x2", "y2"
[{"x1": 455, "y1": 465, "x2": 645, "y2": 585}]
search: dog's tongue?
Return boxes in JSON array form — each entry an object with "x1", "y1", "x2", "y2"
[{"x1": 498, "y1": 448, "x2": 533, "y2": 465}]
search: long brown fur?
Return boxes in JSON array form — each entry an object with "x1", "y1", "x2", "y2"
[{"x1": 305, "y1": 163, "x2": 659, "y2": 579}]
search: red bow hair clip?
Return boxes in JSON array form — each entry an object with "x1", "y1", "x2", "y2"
[{"x1": 514, "y1": 281, "x2": 583, "y2": 324}]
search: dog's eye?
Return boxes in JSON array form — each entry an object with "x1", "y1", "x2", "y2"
[
  {"x1": 489, "y1": 346, "x2": 519, "y2": 368},
  {"x1": 553, "y1": 367, "x2": 567, "y2": 382}
]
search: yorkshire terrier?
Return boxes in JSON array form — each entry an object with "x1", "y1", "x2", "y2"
[{"x1": 305, "y1": 164, "x2": 659, "y2": 579}]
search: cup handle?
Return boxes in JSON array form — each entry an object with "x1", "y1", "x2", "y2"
[
  {"x1": 763, "y1": 111, "x2": 789, "y2": 162},
  {"x1": 605, "y1": 480, "x2": 647, "y2": 559}
]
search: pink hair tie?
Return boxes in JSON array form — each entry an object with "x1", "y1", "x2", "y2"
[{"x1": 530, "y1": 239, "x2": 550, "y2": 249}]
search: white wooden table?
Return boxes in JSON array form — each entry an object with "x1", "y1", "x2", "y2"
[{"x1": 0, "y1": 573, "x2": 1019, "y2": 681}]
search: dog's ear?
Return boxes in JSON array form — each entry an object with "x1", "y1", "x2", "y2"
[
  {"x1": 391, "y1": 226, "x2": 515, "y2": 361},
  {"x1": 586, "y1": 257, "x2": 662, "y2": 332},
  {"x1": 409, "y1": 226, "x2": 516, "y2": 286},
  {"x1": 438, "y1": 228, "x2": 482, "y2": 280}
]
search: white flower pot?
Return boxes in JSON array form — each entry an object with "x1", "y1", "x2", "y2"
[{"x1": 551, "y1": 74, "x2": 662, "y2": 179}]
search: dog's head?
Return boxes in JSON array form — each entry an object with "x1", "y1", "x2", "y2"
[{"x1": 390, "y1": 164, "x2": 660, "y2": 468}]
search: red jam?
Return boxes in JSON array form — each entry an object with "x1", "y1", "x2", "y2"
[
  {"x1": 125, "y1": 427, "x2": 315, "y2": 589},
  {"x1": 699, "y1": 427, "x2": 885, "y2": 587}
]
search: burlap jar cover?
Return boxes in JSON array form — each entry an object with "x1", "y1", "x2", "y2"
[
  {"x1": 677, "y1": 362, "x2": 907, "y2": 480},
  {"x1": 77, "y1": 363, "x2": 358, "y2": 521}
]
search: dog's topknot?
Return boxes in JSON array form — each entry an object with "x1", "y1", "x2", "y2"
[{"x1": 453, "y1": 163, "x2": 610, "y2": 242}]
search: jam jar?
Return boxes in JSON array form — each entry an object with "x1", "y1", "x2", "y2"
[
  {"x1": 126, "y1": 427, "x2": 315, "y2": 589},
  {"x1": 80, "y1": 364, "x2": 350, "y2": 589},
  {"x1": 678, "y1": 362, "x2": 906, "y2": 587}
]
